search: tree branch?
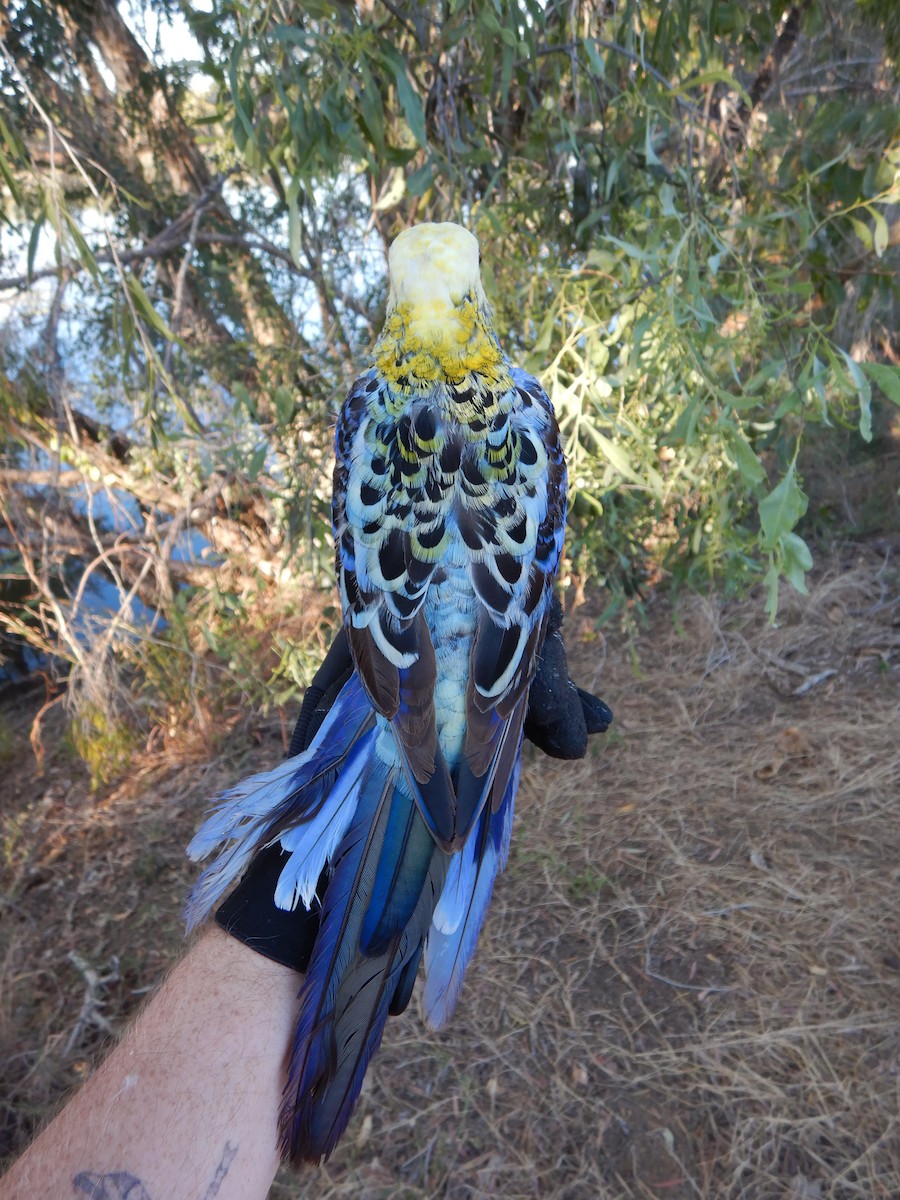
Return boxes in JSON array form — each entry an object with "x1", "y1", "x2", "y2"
[
  {"x1": 0, "y1": 173, "x2": 231, "y2": 292},
  {"x1": 724, "y1": 2, "x2": 812, "y2": 147}
]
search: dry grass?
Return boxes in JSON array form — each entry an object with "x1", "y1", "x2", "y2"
[{"x1": 2, "y1": 542, "x2": 899, "y2": 1198}]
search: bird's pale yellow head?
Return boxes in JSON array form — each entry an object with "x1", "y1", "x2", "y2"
[
  {"x1": 387, "y1": 222, "x2": 485, "y2": 319},
  {"x1": 376, "y1": 222, "x2": 504, "y2": 386}
]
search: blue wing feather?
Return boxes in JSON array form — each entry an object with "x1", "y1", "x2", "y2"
[
  {"x1": 273, "y1": 728, "x2": 375, "y2": 910},
  {"x1": 184, "y1": 675, "x2": 373, "y2": 931}
]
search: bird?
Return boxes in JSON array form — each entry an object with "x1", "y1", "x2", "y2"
[{"x1": 185, "y1": 221, "x2": 567, "y2": 1165}]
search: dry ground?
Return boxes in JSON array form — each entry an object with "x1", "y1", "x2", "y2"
[{"x1": 1, "y1": 543, "x2": 899, "y2": 1199}]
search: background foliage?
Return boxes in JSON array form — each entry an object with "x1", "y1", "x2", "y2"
[{"x1": 0, "y1": 0, "x2": 898, "y2": 770}]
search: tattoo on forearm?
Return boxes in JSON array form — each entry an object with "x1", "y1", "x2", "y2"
[
  {"x1": 72, "y1": 1173, "x2": 151, "y2": 1200},
  {"x1": 201, "y1": 1141, "x2": 238, "y2": 1200},
  {"x1": 72, "y1": 1142, "x2": 238, "y2": 1200}
]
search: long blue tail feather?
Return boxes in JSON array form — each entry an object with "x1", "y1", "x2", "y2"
[
  {"x1": 422, "y1": 754, "x2": 520, "y2": 1030},
  {"x1": 360, "y1": 779, "x2": 436, "y2": 953},
  {"x1": 432, "y1": 824, "x2": 478, "y2": 936},
  {"x1": 279, "y1": 759, "x2": 448, "y2": 1162},
  {"x1": 187, "y1": 675, "x2": 521, "y2": 1154},
  {"x1": 389, "y1": 939, "x2": 425, "y2": 1015}
]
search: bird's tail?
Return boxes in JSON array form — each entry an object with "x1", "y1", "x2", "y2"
[
  {"x1": 281, "y1": 755, "x2": 446, "y2": 1162},
  {"x1": 185, "y1": 674, "x2": 447, "y2": 1164},
  {"x1": 422, "y1": 755, "x2": 519, "y2": 1029}
]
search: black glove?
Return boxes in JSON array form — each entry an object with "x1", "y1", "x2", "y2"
[
  {"x1": 523, "y1": 594, "x2": 612, "y2": 757},
  {"x1": 216, "y1": 597, "x2": 612, "y2": 970}
]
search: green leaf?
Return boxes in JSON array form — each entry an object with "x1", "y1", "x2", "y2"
[
  {"x1": 849, "y1": 216, "x2": 873, "y2": 250},
  {"x1": 583, "y1": 38, "x2": 605, "y2": 79},
  {"x1": 594, "y1": 434, "x2": 638, "y2": 481},
  {"x1": 744, "y1": 361, "x2": 785, "y2": 394},
  {"x1": 671, "y1": 393, "x2": 702, "y2": 442},
  {"x1": 406, "y1": 162, "x2": 433, "y2": 197},
  {"x1": 658, "y1": 182, "x2": 678, "y2": 216},
  {"x1": 269, "y1": 25, "x2": 313, "y2": 49},
  {"x1": 726, "y1": 430, "x2": 766, "y2": 486},
  {"x1": 724, "y1": 392, "x2": 764, "y2": 413},
  {"x1": 0, "y1": 110, "x2": 25, "y2": 160},
  {"x1": 532, "y1": 307, "x2": 557, "y2": 355},
  {"x1": 499, "y1": 42, "x2": 514, "y2": 103},
  {"x1": 118, "y1": 298, "x2": 136, "y2": 360},
  {"x1": 674, "y1": 68, "x2": 751, "y2": 108},
  {"x1": 839, "y1": 349, "x2": 872, "y2": 442},
  {"x1": 780, "y1": 531, "x2": 813, "y2": 595},
  {"x1": 232, "y1": 381, "x2": 256, "y2": 419},
  {"x1": 858, "y1": 388, "x2": 873, "y2": 443},
  {"x1": 228, "y1": 42, "x2": 257, "y2": 151},
  {"x1": 200, "y1": 622, "x2": 219, "y2": 652},
  {"x1": 574, "y1": 208, "x2": 608, "y2": 239},
  {"x1": 644, "y1": 115, "x2": 661, "y2": 167},
  {"x1": 863, "y1": 361, "x2": 900, "y2": 407},
  {"x1": 773, "y1": 390, "x2": 803, "y2": 420},
  {"x1": 594, "y1": 434, "x2": 663, "y2": 494},
  {"x1": 274, "y1": 384, "x2": 294, "y2": 426},
  {"x1": 601, "y1": 234, "x2": 649, "y2": 261},
  {"x1": 381, "y1": 45, "x2": 427, "y2": 147},
  {"x1": 584, "y1": 248, "x2": 617, "y2": 272},
  {"x1": 64, "y1": 213, "x2": 100, "y2": 280},
  {"x1": 126, "y1": 275, "x2": 176, "y2": 341},
  {"x1": 26, "y1": 214, "x2": 45, "y2": 282},
  {"x1": 871, "y1": 207, "x2": 889, "y2": 258},
  {"x1": 356, "y1": 62, "x2": 385, "y2": 155},
  {"x1": 759, "y1": 466, "x2": 808, "y2": 549},
  {"x1": 0, "y1": 112, "x2": 25, "y2": 212},
  {"x1": 246, "y1": 443, "x2": 268, "y2": 481},
  {"x1": 0, "y1": 141, "x2": 22, "y2": 210},
  {"x1": 286, "y1": 176, "x2": 303, "y2": 266}
]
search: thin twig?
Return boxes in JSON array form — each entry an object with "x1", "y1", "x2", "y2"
[
  {"x1": 379, "y1": 0, "x2": 423, "y2": 47},
  {"x1": 63, "y1": 954, "x2": 120, "y2": 1058},
  {"x1": 162, "y1": 185, "x2": 221, "y2": 377},
  {"x1": 793, "y1": 668, "x2": 838, "y2": 696},
  {"x1": 531, "y1": 38, "x2": 676, "y2": 97}
]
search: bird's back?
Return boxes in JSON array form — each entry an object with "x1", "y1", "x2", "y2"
[{"x1": 335, "y1": 363, "x2": 563, "y2": 797}]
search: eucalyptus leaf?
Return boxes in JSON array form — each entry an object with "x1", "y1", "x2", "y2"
[
  {"x1": 380, "y1": 45, "x2": 427, "y2": 147},
  {"x1": 862, "y1": 362, "x2": 900, "y2": 407},
  {"x1": 759, "y1": 468, "x2": 808, "y2": 549},
  {"x1": 839, "y1": 349, "x2": 873, "y2": 442}
]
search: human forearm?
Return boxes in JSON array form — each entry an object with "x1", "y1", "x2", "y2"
[{"x1": 0, "y1": 927, "x2": 300, "y2": 1200}]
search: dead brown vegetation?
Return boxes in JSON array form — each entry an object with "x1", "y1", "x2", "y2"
[{"x1": 2, "y1": 542, "x2": 899, "y2": 1198}]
